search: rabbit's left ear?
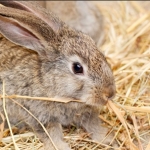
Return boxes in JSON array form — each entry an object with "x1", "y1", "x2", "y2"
[
  {"x1": 0, "y1": 5, "x2": 62, "y2": 57},
  {"x1": 0, "y1": 1, "x2": 62, "y2": 33}
]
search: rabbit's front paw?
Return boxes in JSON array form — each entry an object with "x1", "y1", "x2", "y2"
[
  {"x1": 40, "y1": 143, "x2": 71, "y2": 150},
  {"x1": 40, "y1": 142, "x2": 71, "y2": 150},
  {"x1": 92, "y1": 127, "x2": 118, "y2": 149},
  {"x1": 57, "y1": 143, "x2": 71, "y2": 150},
  {"x1": 91, "y1": 126, "x2": 111, "y2": 143},
  {"x1": 36, "y1": 123, "x2": 71, "y2": 150}
]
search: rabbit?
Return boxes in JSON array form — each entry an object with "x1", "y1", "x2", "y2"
[
  {"x1": 0, "y1": 1, "x2": 116, "y2": 150},
  {"x1": 38, "y1": 1, "x2": 104, "y2": 46}
]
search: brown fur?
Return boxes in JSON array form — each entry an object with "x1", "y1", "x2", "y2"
[{"x1": 0, "y1": 1, "x2": 116, "y2": 150}]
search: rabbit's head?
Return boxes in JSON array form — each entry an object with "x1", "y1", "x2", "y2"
[
  {"x1": 55, "y1": 32, "x2": 116, "y2": 105},
  {"x1": 0, "y1": 1, "x2": 115, "y2": 106}
]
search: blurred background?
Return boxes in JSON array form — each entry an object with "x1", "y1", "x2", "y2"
[{"x1": 37, "y1": 1, "x2": 150, "y2": 47}]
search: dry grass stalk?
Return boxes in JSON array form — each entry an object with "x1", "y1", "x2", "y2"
[
  {"x1": 0, "y1": 95, "x2": 82, "y2": 103},
  {"x1": 145, "y1": 141, "x2": 150, "y2": 150},
  {"x1": 0, "y1": 113, "x2": 4, "y2": 142},
  {"x1": 107, "y1": 101, "x2": 138, "y2": 150},
  {"x1": 130, "y1": 1, "x2": 146, "y2": 13},
  {"x1": 2, "y1": 80, "x2": 19, "y2": 150},
  {"x1": 0, "y1": 1, "x2": 150, "y2": 150}
]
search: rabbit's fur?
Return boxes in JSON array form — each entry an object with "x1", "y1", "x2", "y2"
[{"x1": 0, "y1": 1, "x2": 116, "y2": 150}]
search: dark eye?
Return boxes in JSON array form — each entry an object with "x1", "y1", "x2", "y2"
[{"x1": 72, "y1": 62, "x2": 83, "y2": 74}]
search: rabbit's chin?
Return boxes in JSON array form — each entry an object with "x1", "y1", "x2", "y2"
[{"x1": 80, "y1": 96, "x2": 108, "y2": 107}]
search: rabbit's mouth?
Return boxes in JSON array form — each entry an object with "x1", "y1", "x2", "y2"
[
  {"x1": 92, "y1": 97, "x2": 109, "y2": 106},
  {"x1": 80, "y1": 90, "x2": 116, "y2": 107}
]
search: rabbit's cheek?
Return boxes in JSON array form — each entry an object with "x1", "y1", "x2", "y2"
[{"x1": 59, "y1": 77, "x2": 84, "y2": 98}]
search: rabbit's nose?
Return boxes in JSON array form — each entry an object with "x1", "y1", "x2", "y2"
[{"x1": 103, "y1": 84, "x2": 116, "y2": 101}]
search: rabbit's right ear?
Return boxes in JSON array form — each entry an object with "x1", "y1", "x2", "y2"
[{"x1": 0, "y1": 5, "x2": 63, "y2": 58}]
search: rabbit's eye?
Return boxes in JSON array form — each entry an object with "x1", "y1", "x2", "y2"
[{"x1": 72, "y1": 62, "x2": 83, "y2": 74}]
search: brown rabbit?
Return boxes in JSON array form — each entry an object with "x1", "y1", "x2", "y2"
[
  {"x1": 0, "y1": 1, "x2": 115, "y2": 150},
  {"x1": 42, "y1": 1, "x2": 104, "y2": 45}
]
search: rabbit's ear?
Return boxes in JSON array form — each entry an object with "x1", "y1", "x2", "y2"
[
  {"x1": 0, "y1": 6, "x2": 60, "y2": 57},
  {"x1": 0, "y1": 1, "x2": 62, "y2": 33}
]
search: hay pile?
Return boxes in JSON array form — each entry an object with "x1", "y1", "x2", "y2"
[
  {"x1": 97, "y1": 1, "x2": 150, "y2": 150},
  {"x1": 0, "y1": 1, "x2": 150, "y2": 150}
]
